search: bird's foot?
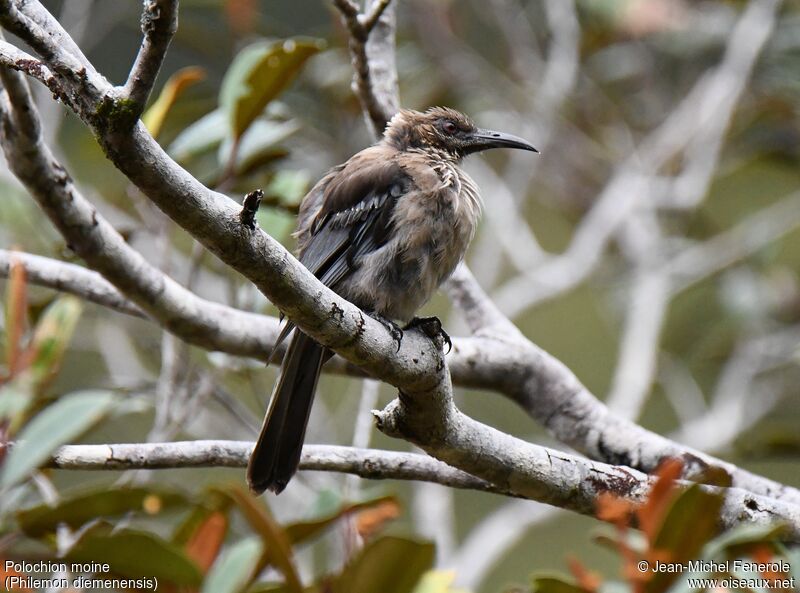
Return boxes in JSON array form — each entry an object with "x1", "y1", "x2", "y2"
[
  {"x1": 369, "y1": 312, "x2": 404, "y2": 351},
  {"x1": 403, "y1": 316, "x2": 452, "y2": 354}
]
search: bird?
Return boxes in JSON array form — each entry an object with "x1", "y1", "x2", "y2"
[{"x1": 247, "y1": 106, "x2": 537, "y2": 495}]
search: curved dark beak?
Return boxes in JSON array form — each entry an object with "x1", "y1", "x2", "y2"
[{"x1": 469, "y1": 128, "x2": 538, "y2": 154}]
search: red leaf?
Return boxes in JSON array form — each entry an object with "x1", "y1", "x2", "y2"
[
  {"x1": 185, "y1": 511, "x2": 229, "y2": 574},
  {"x1": 637, "y1": 458, "x2": 683, "y2": 543},
  {"x1": 568, "y1": 556, "x2": 603, "y2": 593}
]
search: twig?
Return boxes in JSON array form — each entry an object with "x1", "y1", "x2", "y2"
[
  {"x1": 239, "y1": 189, "x2": 264, "y2": 230},
  {"x1": 451, "y1": 501, "x2": 557, "y2": 589},
  {"x1": 360, "y1": 0, "x2": 392, "y2": 33},
  {"x1": 0, "y1": 40, "x2": 63, "y2": 98},
  {"x1": 0, "y1": 0, "x2": 104, "y2": 106},
  {"x1": 0, "y1": 249, "x2": 145, "y2": 318},
  {"x1": 46, "y1": 441, "x2": 511, "y2": 496},
  {"x1": 605, "y1": 213, "x2": 671, "y2": 420},
  {"x1": 122, "y1": 0, "x2": 179, "y2": 119},
  {"x1": 667, "y1": 192, "x2": 800, "y2": 293},
  {"x1": 331, "y1": 0, "x2": 359, "y2": 20},
  {"x1": 672, "y1": 327, "x2": 800, "y2": 452},
  {"x1": 331, "y1": 0, "x2": 398, "y2": 136},
  {"x1": 38, "y1": 439, "x2": 800, "y2": 539}
]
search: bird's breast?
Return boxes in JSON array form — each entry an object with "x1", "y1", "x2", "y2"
[{"x1": 340, "y1": 162, "x2": 481, "y2": 321}]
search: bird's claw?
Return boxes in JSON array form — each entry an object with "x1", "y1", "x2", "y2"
[
  {"x1": 404, "y1": 316, "x2": 452, "y2": 354},
  {"x1": 370, "y1": 313, "x2": 404, "y2": 351}
]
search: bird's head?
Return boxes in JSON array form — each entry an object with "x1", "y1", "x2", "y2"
[{"x1": 383, "y1": 107, "x2": 537, "y2": 159}]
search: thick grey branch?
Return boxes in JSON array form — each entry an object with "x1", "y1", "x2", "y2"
[
  {"x1": 0, "y1": 72, "x2": 283, "y2": 360},
  {"x1": 0, "y1": 61, "x2": 446, "y2": 411},
  {"x1": 0, "y1": 249, "x2": 358, "y2": 376},
  {"x1": 438, "y1": 264, "x2": 800, "y2": 508}
]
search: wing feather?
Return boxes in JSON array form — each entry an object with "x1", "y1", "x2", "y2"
[{"x1": 298, "y1": 158, "x2": 407, "y2": 289}]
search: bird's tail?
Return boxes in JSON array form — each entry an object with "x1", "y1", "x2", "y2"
[{"x1": 247, "y1": 330, "x2": 326, "y2": 495}]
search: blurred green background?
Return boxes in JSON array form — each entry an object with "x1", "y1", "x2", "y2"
[{"x1": 1, "y1": 0, "x2": 800, "y2": 591}]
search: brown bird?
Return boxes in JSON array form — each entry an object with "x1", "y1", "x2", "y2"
[{"x1": 247, "y1": 107, "x2": 537, "y2": 494}]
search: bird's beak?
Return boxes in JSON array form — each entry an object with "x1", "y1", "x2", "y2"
[{"x1": 469, "y1": 128, "x2": 538, "y2": 153}]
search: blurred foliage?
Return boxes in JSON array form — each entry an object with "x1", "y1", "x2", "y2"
[
  {"x1": 0, "y1": 0, "x2": 799, "y2": 591},
  {"x1": 520, "y1": 460, "x2": 795, "y2": 593},
  {"x1": 0, "y1": 259, "x2": 122, "y2": 491},
  {"x1": 6, "y1": 478, "x2": 438, "y2": 592}
]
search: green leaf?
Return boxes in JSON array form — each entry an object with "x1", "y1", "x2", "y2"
[
  {"x1": 332, "y1": 536, "x2": 435, "y2": 593},
  {"x1": 703, "y1": 522, "x2": 789, "y2": 559},
  {"x1": 0, "y1": 383, "x2": 34, "y2": 432},
  {"x1": 257, "y1": 209, "x2": 295, "y2": 243},
  {"x1": 17, "y1": 486, "x2": 188, "y2": 536},
  {"x1": 220, "y1": 37, "x2": 325, "y2": 140},
  {"x1": 0, "y1": 390, "x2": 117, "y2": 488},
  {"x1": 201, "y1": 536, "x2": 264, "y2": 593},
  {"x1": 143, "y1": 66, "x2": 206, "y2": 138},
  {"x1": 646, "y1": 485, "x2": 723, "y2": 593},
  {"x1": 220, "y1": 486, "x2": 303, "y2": 593},
  {"x1": 25, "y1": 295, "x2": 83, "y2": 385},
  {"x1": 264, "y1": 170, "x2": 309, "y2": 207},
  {"x1": 530, "y1": 575, "x2": 587, "y2": 593},
  {"x1": 218, "y1": 119, "x2": 299, "y2": 175},
  {"x1": 285, "y1": 495, "x2": 400, "y2": 546},
  {"x1": 66, "y1": 529, "x2": 202, "y2": 586},
  {"x1": 412, "y1": 570, "x2": 470, "y2": 593},
  {"x1": 168, "y1": 108, "x2": 229, "y2": 162}
]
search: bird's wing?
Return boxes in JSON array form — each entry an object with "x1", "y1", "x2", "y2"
[
  {"x1": 268, "y1": 156, "x2": 407, "y2": 357},
  {"x1": 299, "y1": 157, "x2": 407, "y2": 288}
]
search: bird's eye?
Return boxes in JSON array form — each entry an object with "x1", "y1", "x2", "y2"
[{"x1": 442, "y1": 121, "x2": 458, "y2": 134}]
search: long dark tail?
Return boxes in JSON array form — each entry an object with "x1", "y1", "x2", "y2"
[{"x1": 247, "y1": 330, "x2": 326, "y2": 494}]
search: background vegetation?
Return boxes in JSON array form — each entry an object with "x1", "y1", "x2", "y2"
[{"x1": 1, "y1": 0, "x2": 800, "y2": 591}]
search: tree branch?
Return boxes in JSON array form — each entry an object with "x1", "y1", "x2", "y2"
[
  {"x1": 47, "y1": 441, "x2": 509, "y2": 496},
  {"x1": 360, "y1": 0, "x2": 392, "y2": 33},
  {"x1": 0, "y1": 39, "x2": 62, "y2": 97},
  {"x1": 122, "y1": 0, "x2": 179, "y2": 118},
  {"x1": 0, "y1": 0, "x2": 105, "y2": 108},
  {"x1": 41, "y1": 440, "x2": 800, "y2": 540},
  {"x1": 0, "y1": 72, "x2": 284, "y2": 360},
  {"x1": 0, "y1": 249, "x2": 146, "y2": 318},
  {"x1": 332, "y1": 0, "x2": 398, "y2": 136},
  {"x1": 0, "y1": 56, "x2": 451, "y2": 437}
]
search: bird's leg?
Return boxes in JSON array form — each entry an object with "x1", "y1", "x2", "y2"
[
  {"x1": 403, "y1": 316, "x2": 452, "y2": 354},
  {"x1": 368, "y1": 312, "x2": 404, "y2": 352}
]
